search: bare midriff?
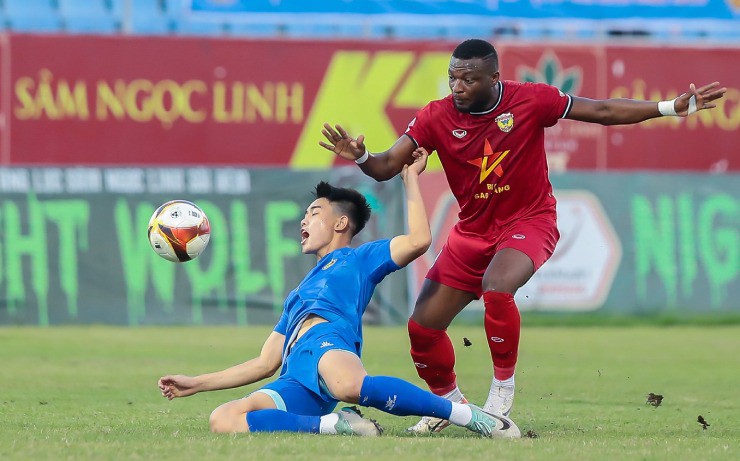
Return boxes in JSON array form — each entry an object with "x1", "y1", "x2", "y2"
[{"x1": 295, "y1": 313, "x2": 328, "y2": 341}]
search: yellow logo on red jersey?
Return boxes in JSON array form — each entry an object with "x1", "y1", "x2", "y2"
[{"x1": 467, "y1": 139, "x2": 510, "y2": 183}]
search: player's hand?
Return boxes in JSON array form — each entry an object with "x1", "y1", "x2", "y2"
[
  {"x1": 319, "y1": 123, "x2": 366, "y2": 162},
  {"x1": 401, "y1": 147, "x2": 428, "y2": 181},
  {"x1": 158, "y1": 375, "x2": 198, "y2": 400},
  {"x1": 674, "y1": 82, "x2": 727, "y2": 116}
]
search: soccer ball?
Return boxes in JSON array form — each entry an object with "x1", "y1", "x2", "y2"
[{"x1": 147, "y1": 200, "x2": 211, "y2": 262}]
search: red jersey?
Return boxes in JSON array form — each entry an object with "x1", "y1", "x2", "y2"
[{"x1": 405, "y1": 80, "x2": 572, "y2": 237}]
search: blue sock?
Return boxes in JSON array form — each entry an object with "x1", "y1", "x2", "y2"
[
  {"x1": 246, "y1": 409, "x2": 320, "y2": 433},
  {"x1": 359, "y1": 375, "x2": 452, "y2": 419}
]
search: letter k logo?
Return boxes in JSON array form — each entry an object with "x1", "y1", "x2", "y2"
[{"x1": 467, "y1": 139, "x2": 509, "y2": 183}]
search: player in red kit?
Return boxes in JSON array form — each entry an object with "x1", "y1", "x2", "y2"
[{"x1": 319, "y1": 39, "x2": 726, "y2": 433}]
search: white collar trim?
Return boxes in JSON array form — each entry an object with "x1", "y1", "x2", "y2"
[{"x1": 469, "y1": 81, "x2": 504, "y2": 116}]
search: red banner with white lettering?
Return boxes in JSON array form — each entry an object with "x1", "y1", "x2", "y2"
[{"x1": 1, "y1": 34, "x2": 738, "y2": 171}]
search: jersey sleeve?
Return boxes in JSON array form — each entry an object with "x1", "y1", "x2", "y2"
[
  {"x1": 354, "y1": 239, "x2": 402, "y2": 284},
  {"x1": 404, "y1": 103, "x2": 436, "y2": 151},
  {"x1": 273, "y1": 309, "x2": 288, "y2": 335},
  {"x1": 532, "y1": 83, "x2": 573, "y2": 128}
]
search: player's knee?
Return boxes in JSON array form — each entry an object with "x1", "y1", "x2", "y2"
[
  {"x1": 209, "y1": 407, "x2": 226, "y2": 433},
  {"x1": 408, "y1": 318, "x2": 443, "y2": 347},
  {"x1": 328, "y1": 378, "x2": 363, "y2": 403},
  {"x1": 209, "y1": 406, "x2": 240, "y2": 433},
  {"x1": 482, "y1": 276, "x2": 519, "y2": 294}
]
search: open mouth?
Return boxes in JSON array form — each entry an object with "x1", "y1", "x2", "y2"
[{"x1": 300, "y1": 229, "x2": 309, "y2": 245}]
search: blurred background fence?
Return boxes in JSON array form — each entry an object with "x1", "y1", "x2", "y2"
[{"x1": 0, "y1": 0, "x2": 737, "y2": 326}]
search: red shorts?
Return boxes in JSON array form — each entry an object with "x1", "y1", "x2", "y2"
[{"x1": 426, "y1": 215, "x2": 559, "y2": 298}]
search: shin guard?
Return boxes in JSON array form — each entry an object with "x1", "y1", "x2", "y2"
[
  {"x1": 408, "y1": 318, "x2": 457, "y2": 395},
  {"x1": 483, "y1": 291, "x2": 520, "y2": 381}
]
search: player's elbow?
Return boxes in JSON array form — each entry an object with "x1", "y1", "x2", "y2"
[
  {"x1": 263, "y1": 359, "x2": 282, "y2": 378},
  {"x1": 391, "y1": 233, "x2": 431, "y2": 267},
  {"x1": 266, "y1": 361, "x2": 281, "y2": 377},
  {"x1": 408, "y1": 233, "x2": 432, "y2": 258},
  {"x1": 364, "y1": 160, "x2": 403, "y2": 182},
  {"x1": 368, "y1": 170, "x2": 396, "y2": 182},
  {"x1": 256, "y1": 356, "x2": 281, "y2": 379}
]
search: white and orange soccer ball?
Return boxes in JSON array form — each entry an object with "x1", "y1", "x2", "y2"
[{"x1": 148, "y1": 200, "x2": 211, "y2": 262}]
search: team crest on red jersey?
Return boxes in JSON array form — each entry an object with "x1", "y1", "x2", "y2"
[
  {"x1": 495, "y1": 113, "x2": 514, "y2": 132},
  {"x1": 467, "y1": 139, "x2": 510, "y2": 183}
]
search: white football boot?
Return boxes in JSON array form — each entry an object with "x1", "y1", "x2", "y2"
[
  {"x1": 407, "y1": 394, "x2": 468, "y2": 434},
  {"x1": 464, "y1": 404, "x2": 521, "y2": 438},
  {"x1": 483, "y1": 384, "x2": 515, "y2": 417},
  {"x1": 334, "y1": 406, "x2": 383, "y2": 436}
]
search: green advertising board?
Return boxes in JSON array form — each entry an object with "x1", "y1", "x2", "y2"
[
  {"x1": 548, "y1": 173, "x2": 738, "y2": 314},
  {"x1": 0, "y1": 167, "x2": 405, "y2": 326},
  {"x1": 1, "y1": 169, "x2": 737, "y2": 325}
]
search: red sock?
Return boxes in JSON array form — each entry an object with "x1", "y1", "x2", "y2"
[
  {"x1": 483, "y1": 291, "x2": 520, "y2": 381},
  {"x1": 407, "y1": 318, "x2": 457, "y2": 395}
]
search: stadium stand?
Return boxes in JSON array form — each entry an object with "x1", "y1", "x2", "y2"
[
  {"x1": 5, "y1": 0, "x2": 62, "y2": 33},
  {"x1": 58, "y1": 0, "x2": 118, "y2": 34},
  {"x1": 0, "y1": 0, "x2": 736, "y2": 41},
  {"x1": 111, "y1": 0, "x2": 170, "y2": 35}
]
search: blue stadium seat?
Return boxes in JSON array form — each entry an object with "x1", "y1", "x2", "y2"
[
  {"x1": 445, "y1": 24, "x2": 494, "y2": 40},
  {"x1": 275, "y1": 0, "x2": 385, "y2": 14},
  {"x1": 8, "y1": 15, "x2": 63, "y2": 33},
  {"x1": 163, "y1": 0, "x2": 185, "y2": 16},
  {"x1": 369, "y1": 23, "x2": 447, "y2": 40},
  {"x1": 707, "y1": 28, "x2": 740, "y2": 43},
  {"x1": 191, "y1": 0, "x2": 280, "y2": 13},
  {"x1": 191, "y1": 0, "x2": 385, "y2": 14},
  {"x1": 5, "y1": 0, "x2": 55, "y2": 14},
  {"x1": 130, "y1": 18, "x2": 172, "y2": 35},
  {"x1": 175, "y1": 19, "x2": 226, "y2": 36},
  {"x1": 2, "y1": 0, "x2": 731, "y2": 42},
  {"x1": 332, "y1": 23, "x2": 373, "y2": 38},
  {"x1": 58, "y1": 0, "x2": 107, "y2": 15},
  {"x1": 6, "y1": 0, "x2": 62, "y2": 33},
  {"x1": 517, "y1": 23, "x2": 552, "y2": 41},
  {"x1": 382, "y1": 0, "x2": 478, "y2": 15},
  {"x1": 111, "y1": 0, "x2": 172, "y2": 34},
  {"x1": 284, "y1": 22, "x2": 367, "y2": 38},
  {"x1": 58, "y1": 0, "x2": 119, "y2": 34},
  {"x1": 164, "y1": 0, "x2": 226, "y2": 36},
  {"x1": 64, "y1": 17, "x2": 119, "y2": 34},
  {"x1": 226, "y1": 22, "x2": 283, "y2": 38},
  {"x1": 438, "y1": 0, "x2": 491, "y2": 16}
]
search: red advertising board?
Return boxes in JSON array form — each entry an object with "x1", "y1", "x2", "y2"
[
  {"x1": 1, "y1": 34, "x2": 738, "y2": 171},
  {"x1": 605, "y1": 46, "x2": 739, "y2": 171}
]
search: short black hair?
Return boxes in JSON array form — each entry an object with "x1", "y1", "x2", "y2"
[
  {"x1": 452, "y1": 39, "x2": 498, "y2": 70},
  {"x1": 314, "y1": 181, "x2": 371, "y2": 237}
]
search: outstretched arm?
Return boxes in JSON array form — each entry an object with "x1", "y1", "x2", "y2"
[
  {"x1": 567, "y1": 82, "x2": 726, "y2": 125},
  {"x1": 319, "y1": 123, "x2": 417, "y2": 181},
  {"x1": 158, "y1": 331, "x2": 285, "y2": 400},
  {"x1": 389, "y1": 148, "x2": 432, "y2": 267}
]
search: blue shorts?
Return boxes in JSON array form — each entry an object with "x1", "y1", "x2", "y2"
[{"x1": 254, "y1": 322, "x2": 360, "y2": 416}]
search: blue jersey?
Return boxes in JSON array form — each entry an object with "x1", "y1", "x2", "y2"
[{"x1": 274, "y1": 239, "x2": 400, "y2": 358}]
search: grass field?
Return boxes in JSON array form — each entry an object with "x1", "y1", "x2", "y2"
[{"x1": 1, "y1": 324, "x2": 738, "y2": 461}]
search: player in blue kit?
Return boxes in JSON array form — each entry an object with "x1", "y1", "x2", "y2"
[{"x1": 158, "y1": 149, "x2": 521, "y2": 438}]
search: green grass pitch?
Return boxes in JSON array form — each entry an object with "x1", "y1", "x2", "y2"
[{"x1": 1, "y1": 324, "x2": 738, "y2": 461}]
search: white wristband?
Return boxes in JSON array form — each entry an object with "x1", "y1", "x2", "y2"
[
  {"x1": 687, "y1": 94, "x2": 697, "y2": 115},
  {"x1": 354, "y1": 149, "x2": 370, "y2": 164},
  {"x1": 658, "y1": 99, "x2": 678, "y2": 116}
]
